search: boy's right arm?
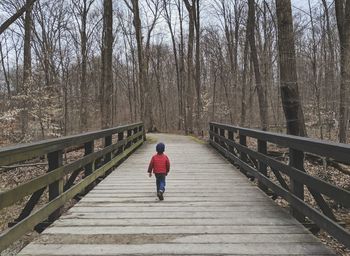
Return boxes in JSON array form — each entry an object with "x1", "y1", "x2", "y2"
[{"x1": 147, "y1": 157, "x2": 154, "y2": 176}]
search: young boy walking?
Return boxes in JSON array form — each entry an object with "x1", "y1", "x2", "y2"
[{"x1": 148, "y1": 142, "x2": 170, "y2": 201}]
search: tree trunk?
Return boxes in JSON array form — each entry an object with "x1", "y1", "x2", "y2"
[
  {"x1": 178, "y1": 0, "x2": 186, "y2": 131},
  {"x1": 308, "y1": 0, "x2": 323, "y2": 139},
  {"x1": 240, "y1": 27, "x2": 249, "y2": 127},
  {"x1": 80, "y1": 0, "x2": 90, "y2": 131},
  {"x1": 184, "y1": 0, "x2": 195, "y2": 134},
  {"x1": 164, "y1": 0, "x2": 182, "y2": 130},
  {"x1": 130, "y1": 0, "x2": 147, "y2": 129},
  {"x1": 0, "y1": 43, "x2": 11, "y2": 98},
  {"x1": 247, "y1": 0, "x2": 268, "y2": 130},
  {"x1": 276, "y1": 0, "x2": 307, "y2": 136},
  {"x1": 335, "y1": 0, "x2": 350, "y2": 143},
  {"x1": 194, "y1": 0, "x2": 201, "y2": 134},
  {"x1": 100, "y1": 0, "x2": 113, "y2": 129},
  {"x1": 21, "y1": 0, "x2": 34, "y2": 138},
  {"x1": 321, "y1": 0, "x2": 336, "y2": 112}
]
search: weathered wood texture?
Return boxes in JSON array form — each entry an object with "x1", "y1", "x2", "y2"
[
  {"x1": 18, "y1": 134, "x2": 334, "y2": 255},
  {"x1": 0, "y1": 123, "x2": 144, "y2": 252},
  {"x1": 209, "y1": 122, "x2": 350, "y2": 249}
]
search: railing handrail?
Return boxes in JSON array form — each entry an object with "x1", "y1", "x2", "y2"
[
  {"x1": 0, "y1": 122, "x2": 143, "y2": 166},
  {"x1": 209, "y1": 122, "x2": 350, "y2": 249},
  {"x1": 210, "y1": 122, "x2": 350, "y2": 164}
]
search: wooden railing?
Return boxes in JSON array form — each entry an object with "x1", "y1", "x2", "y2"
[
  {"x1": 209, "y1": 122, "x2": 350, "y2": 248},
  {"x1": 0, "y1": 122, "x2": 144, "y2": 251}
]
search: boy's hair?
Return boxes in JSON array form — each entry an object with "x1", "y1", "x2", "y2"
[{"x1": 156, "y1": 142, "x2": 165, "y2": 153}]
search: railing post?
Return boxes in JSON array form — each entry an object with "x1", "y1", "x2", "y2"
[
  {"x1": 289, "y1": 148, "x2": 305, "y2": 222},
  {"x1": 142, "y1": 124, "x2": 146, "y2": 141},
  {"x1": 239, "y1": 133, "x2": 247, "y2": 162},
  {"x1": 219, "y1": 128, "x2": 225, "y2": 147},
  {"x1": 239, "y1": 133, "x2": 248, "y2": 175},
  {"x1": 126, "y1": 129, "x2": 132, "y2": 148},
  {"x1": 84, "y1": 141, "x2": 94, "y2": 176},
  {"x1": 48, "y1": 150, "x2": 63, "y2": 222},
  {"x1": 209, "y1": 124, "x2": 213, "y2": 142},
  {"x1": 228, "y1": 130, "x2": 234, "y2": 152},
  {"x1": 84, "y1": 141, "x2": 94, "y2": 192},
  {"x1": 133, "y1": 126, "x2": 138, "y2": 144},
  {"x1": 139, "y1": 125, "x2": 144, "y2": 141},
  {"x1": 257, "y1": 139, "x2": 268, "y2": 193},
  {"x1": 104, "y1": 135, "x2": 112, "y2": 163},
  {"x1": 117, "y1": 131, "x2": 124, "y2": 155},
  {"x1": 214, "y1": 126, "x2": 219, "y2": 143},
  {"x1": 227, "y1": 130, "x2": 237, "y2": 165}
]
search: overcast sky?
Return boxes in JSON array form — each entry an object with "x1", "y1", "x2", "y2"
[{"x1": 292, "y1": 0, "x2": 323, "y2": 11}]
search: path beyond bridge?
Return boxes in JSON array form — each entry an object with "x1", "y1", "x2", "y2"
[{"x1": 18, "y1": 134, "x2": 334, "y2": 255}]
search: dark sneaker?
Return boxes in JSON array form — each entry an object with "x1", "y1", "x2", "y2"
[{"x1": 159, "y1": 191, "x2": 164, "y2": 201}]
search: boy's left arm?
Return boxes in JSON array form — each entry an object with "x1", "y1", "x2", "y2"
[{"x1": 166, "y1": 156, "x2": 170, "y2": 175}]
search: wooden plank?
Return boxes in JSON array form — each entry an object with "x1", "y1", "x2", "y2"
[
  {"x1": 18, "y1": 243, "x2": 334, "y2": 255},
  {"x1": 52, "y1": 217, "x2": 299, "y2": 226},
  {"x1": 34, "y1": 233, "x2": 320, "y2": 244},
  {"x1": 68, "y1": 205, "x2": 284, "y2": 213},
  {"x1": 43, "y1": 225, "x2": 309, "y2": 235}
]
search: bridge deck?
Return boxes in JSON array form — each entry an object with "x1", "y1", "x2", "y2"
[{"x1": 18, "y1": 134, "x2": 334, "y2": 255}]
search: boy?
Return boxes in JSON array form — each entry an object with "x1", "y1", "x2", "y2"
[{"x1": 148, "y1": 142, "x2": 170, "y2": 201}]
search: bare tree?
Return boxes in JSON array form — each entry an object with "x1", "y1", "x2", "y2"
[
  {"x1": 100, "y1": 0, "x2": 113, "y2": 129},
  {"x1": 0, "y1": 42, "x2": 11, "y2": 97},
  {"x1": 308, "y1": 0, "x2": 323, "y2": 139},
  {"x1": 126, "y1": 0, "x2": 147, "y2": 129},
  {"x1": 163, "y1": 0, "x2": 182, "y2": 129},
  {"x1": 335, "y1": 0, "x2": 350, "y2": 143},
  {"x1": 194, "y1": 0, "x2": 201, "y2": 133},
  {"x1": 276, "y1": 0, "x2": 306, "y2": 136},
  {"x1": 247, "y1": 0, "x2": 268, "y2": 130},
  {"x1": 20, "y1": 0, "x2": 35, "y2": 138},
  {"x1": 71, "y1": 0, "x2": 95, "y2": 131},
  {"x1": 321, "y1": 0, "x2": 336, "y2": 112},
  {"x1": 126, "y1": 0, "x2": 161, "y2": 132},
  {"x1": 240, "y1": 21, "x2": 249, "y2": 127},
  {"x1": 183, "y1": 0, "x2": 196, "y2": 134}
]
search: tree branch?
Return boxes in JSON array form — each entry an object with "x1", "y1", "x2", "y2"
[{"x1": 0, "y1": 0, "x2": 38, "y2": 36}]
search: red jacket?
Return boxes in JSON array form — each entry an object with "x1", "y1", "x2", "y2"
[{"x1": 148, "y1": 153, "x2": 170, "y2": 174}]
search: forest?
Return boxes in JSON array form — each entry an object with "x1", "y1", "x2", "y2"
[
  {"x1": 1, "y1": 1, "x2": 350, "y2": 255},
  {"x1": 0, "y1": 0, "x2": 349, "y2": 145}
]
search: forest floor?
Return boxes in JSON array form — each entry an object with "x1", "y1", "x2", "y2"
[{"x1": 0, "y1": 132, "x2": 349, "y2": 255}]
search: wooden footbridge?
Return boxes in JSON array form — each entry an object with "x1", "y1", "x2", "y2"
[{"x1": 0, "y1": 122, "x2": 349, "y2": 255}]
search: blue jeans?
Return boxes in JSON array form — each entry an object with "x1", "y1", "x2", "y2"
[{"x1": 155, "y1": 174, "x2": 166, "y2": 192}]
